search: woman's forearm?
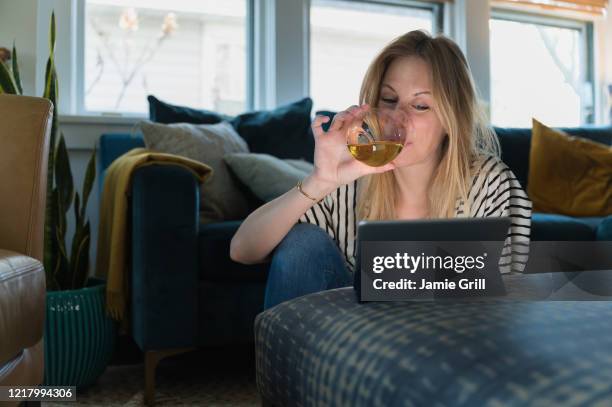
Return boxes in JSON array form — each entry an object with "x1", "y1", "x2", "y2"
[{"x1": 230, "y1": 174, "x2": 336, "y2": 265}]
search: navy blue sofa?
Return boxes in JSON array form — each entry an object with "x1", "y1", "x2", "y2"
[{"x1": 96, "y1": 124, "x2": 611, "y2": 399}]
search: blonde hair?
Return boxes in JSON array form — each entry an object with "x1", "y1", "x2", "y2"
[{"x1": 357, "y1": 30, "x2": 499, "y2": 220}]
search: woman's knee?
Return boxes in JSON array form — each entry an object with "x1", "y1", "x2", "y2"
[
  {"x1": 272, "y1": 223, "x2": 338, "y2": 266},
  {"x1": 264, "y1": 223, "x2": 350, "y2": 309}
]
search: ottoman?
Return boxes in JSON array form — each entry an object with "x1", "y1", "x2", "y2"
[{"x1": 255, "y1": 276, "x2": 612, "y2": 406}]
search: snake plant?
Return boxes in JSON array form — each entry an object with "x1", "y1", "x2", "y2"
[{"x1": 0, "y1": 12, "x2": 96, "y2": 291}]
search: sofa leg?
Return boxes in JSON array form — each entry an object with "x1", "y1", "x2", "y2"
[{"x1": 144, "y1": 347, "x2": 195, "y2": 406}]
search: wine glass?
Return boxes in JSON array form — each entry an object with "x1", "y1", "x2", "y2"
[{"x1": 346, "y1": 108, "x2": 407, "y2": 167}]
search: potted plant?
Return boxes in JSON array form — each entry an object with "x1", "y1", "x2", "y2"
[{"x1": 0, "y1": 12, "x2": 117, "y2": 388}]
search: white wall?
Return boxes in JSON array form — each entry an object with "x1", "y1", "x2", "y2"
[{"x1": 0, "y1": 0, "x2": 40, "y2": 96}]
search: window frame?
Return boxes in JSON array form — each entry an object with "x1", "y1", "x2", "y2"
[
  {"x1": 51, "y1": 0, "x2": 604, "y2": 124},
  {"x1": 74, "y1": 0, "x2": 256, "y2": 117},
  {"x1": 309, "y1": 0, "x2": 444, "y2": 33},
  {"x1": 489, "y1": 8, "x2": 595, "y2": 125},
  {"x1": 307, "y1": 0, "x2": 445, "y2": 111}
]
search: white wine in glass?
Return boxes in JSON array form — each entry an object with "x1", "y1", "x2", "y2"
[{"x1": 346, "y1": 108, "x2": 407, "y2": 167}]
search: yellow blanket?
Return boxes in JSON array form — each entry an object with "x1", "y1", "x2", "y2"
[{"x1": 95, "y1": 148, "x2": 212, "y2": 322}]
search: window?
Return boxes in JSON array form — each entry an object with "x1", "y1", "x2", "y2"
[
  {"x1": 84, "y1": 0, "x2": 248, "y2": 115},
  {"x1": 310, "y1": 0, "x2": 440, "y2": 112},
  {"x1": 490, "y1": 13, "x2": 593, "y2": 127}
]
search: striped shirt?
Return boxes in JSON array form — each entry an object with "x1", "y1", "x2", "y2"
[{"x1": 298, "y1": 156, "x2": 532, "y2": 274}]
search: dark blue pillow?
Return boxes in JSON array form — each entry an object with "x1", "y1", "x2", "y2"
[
  {"x1": 147, "y1": 95, "x2": 231, "y2": 124},
  {"x1": 315, "y1": 110, "x2": 336, "y2": 133},
  {"x1": 148, "y1": 95, "x2": 315, "y2": 162},
  {"x1": 493, "y1": 127, "x2": 532, "y2": 189},
  {"x1": 232, "y1": 97, "x2": 314, "y2": 162}
]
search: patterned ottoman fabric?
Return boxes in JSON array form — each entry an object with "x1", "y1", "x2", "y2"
[{"x1": 255, "y1": 287, "x2": 612, "y2": 407}]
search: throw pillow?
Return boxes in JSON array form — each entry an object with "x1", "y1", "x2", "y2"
[
  {"x1": 231, "y1": 98, "x2": 315, "y2": 162},
  {"x1": 224, "y1": 153, "x2": 314, "y2": 202},
  {"x1": 140, "y1": 121, "x2": 251, "y2": 222},
  {"x1": 285, "y1": 158, "x2": 315, "y2": 173},
  {"x1": 528, "y1": 119, "x2": 612, "y2": 217},
  {"x1": 147, "y1": 95, "x2": 232, "y2": 124},
  {"x1": 315, "y1": 110, "x2": 337, "y2": 132},
  {"x1": 148, "y1": 96, "x2": 316, "y2": 163}
]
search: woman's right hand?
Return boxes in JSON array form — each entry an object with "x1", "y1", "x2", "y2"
[
  {"x1": 231, "y1": 104, "x2": 396, "y2": 265},
  {"x1": 307, "y1": 105, "x2": 396, "y2": 193}
]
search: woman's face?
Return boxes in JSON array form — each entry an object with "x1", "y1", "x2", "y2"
[{"x1": 378, "y1": 56, "x2": 446, "y2": 168}]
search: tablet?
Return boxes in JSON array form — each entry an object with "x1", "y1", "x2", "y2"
[{"x1": 354, "y1": 217, "x2": 512, "y2": 301}]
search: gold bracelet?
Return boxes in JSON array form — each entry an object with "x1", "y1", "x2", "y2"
[{"x1": 297, "y1": 180, "x2": 321, "y2": 203}]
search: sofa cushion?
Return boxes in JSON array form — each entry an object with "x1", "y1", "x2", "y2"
[
  {"x1": 197, "y1": 221, "x2": 269, "y2": 283},
  {"x1": 140, "y1": 121, "x2": 251, "y2": 222},
  {"x1": 224, "y1": 153, "x2": 314, "y2": 202},
  {"x1": 531, "y1": 213, "x2": 598, "y2": 241},
  {"x1": 147, "y1": 95, "x2": 231, "y2": 124},
  {"x1": 231, "y1": 98, "x2": 314, "y2": 162},
  {"x1": 528, "y1": 119, "x2": 612, "y2": 217}
]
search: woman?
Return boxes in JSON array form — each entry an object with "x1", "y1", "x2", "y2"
[{"x1": 230, "y1": 30, "x2": 532, "y2": 309}]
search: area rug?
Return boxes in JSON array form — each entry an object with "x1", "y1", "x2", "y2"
[{"x1": 43, "y1": 345, "x2": 260, "y2": 406}]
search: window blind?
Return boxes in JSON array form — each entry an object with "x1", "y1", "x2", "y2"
[{"x1": 492, "y1": 0, "x2": 608, "y2": 16}]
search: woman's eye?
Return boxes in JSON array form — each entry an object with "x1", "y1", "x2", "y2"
[
  {"x1": 414, "y1": 104, "x2": 429, "y2": 111},
  {"x1": 381, "y1": 98, "x2": 397, "y2": 104}
]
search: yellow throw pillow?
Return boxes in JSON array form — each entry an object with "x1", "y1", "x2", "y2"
[{"x1": 527, "y1": 119, "x2": 612, "y2": 217}]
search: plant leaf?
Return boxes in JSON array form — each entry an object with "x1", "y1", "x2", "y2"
[
  {"x1": 42, "y1": 69, "x2": 57, "y2": 289},
  {"x1": 54, "y1": 187, "x2": 70, "y2": 290},
  {"x1": 49, "y1": 11, "x2": 56, "y2": 56},
  {"x1": 11, "y1": 41, "x2": 22, "y2": 94},
  {"x1": 74, "y1": 191, "x2": 82, "y2": 229},
  {"x1": 80, "y1": 149, "x2": 96, "y2": 220},
  {"x1": 70, "y1": 192, "x2": 82, "y2": 282},
  {"x1": 54, "y1": 134, "x2": 74, "y2": 215},
  {"x1": 71, "y1": 230, "x2": 90, "y2": 290},
  {"x1": 42, "y1": 38, "x2": 58, "y2": 285},
  {"x1": 0, "y1": 60, "x2": 18, "y2": 94},
  {"x1": 55, "y1": 184, "x2": 66, "y2": 244},
  {"x1": 44, "y1": 188, "x2": 59, "y2": 290}
]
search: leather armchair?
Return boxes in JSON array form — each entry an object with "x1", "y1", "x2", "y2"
[{"x1": 0, "y1": 94, "x2": 52, "y2": 402}]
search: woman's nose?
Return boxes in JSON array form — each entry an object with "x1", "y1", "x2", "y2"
[{"x1": 392, "y1": 105, "x2": 412, "y2": 124}]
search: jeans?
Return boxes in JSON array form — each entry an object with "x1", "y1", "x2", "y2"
[{"x1": 264, "y1": 223, "x2": 353, "y2": 309}]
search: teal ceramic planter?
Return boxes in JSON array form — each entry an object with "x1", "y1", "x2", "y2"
[{"x1": 44, "y1": 278, "x2": 117, "y2": 388}]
